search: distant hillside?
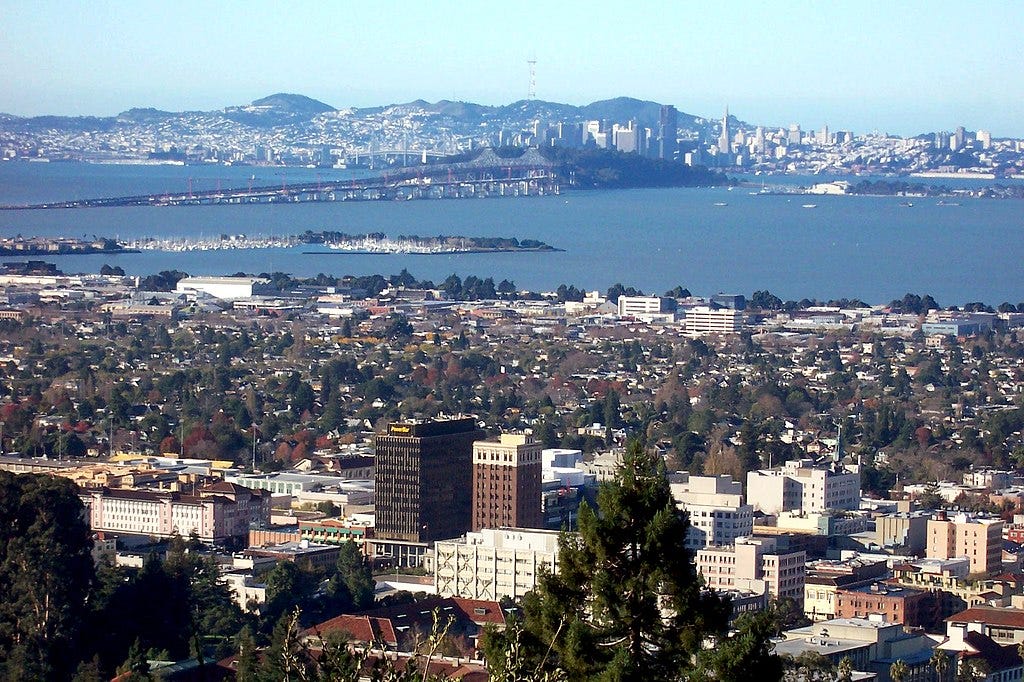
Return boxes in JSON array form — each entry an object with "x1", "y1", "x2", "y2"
[
  {"x1": 0, "y1": 93, "x2": 709, "y2": 133},
  {"x1": 250, "y1": 93, "x2": 335, "y2": 114},
  {"x1": 116, "y1": 108, "x2": 176, "y2": 124},
  {"x1": 0, "y1": 114, "x2": 117, "y2": 133},
  {"x1": 0, "y1": 93, "x2": 722, "y2": 158},
  {"x1": 224, "y1": 93, "x2": 336, "y2": 127}
]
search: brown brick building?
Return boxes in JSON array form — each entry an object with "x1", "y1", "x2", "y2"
[
  {"x1": 834, "y1": 582, "x2": 939, "y2": 630},
  {"x1": 472, "y1": 434, "x2": 542, "y2": 531}
]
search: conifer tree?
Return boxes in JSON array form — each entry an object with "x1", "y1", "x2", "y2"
[{"x1": 510, "y1": 441, "x2": 731, "y2": 681}]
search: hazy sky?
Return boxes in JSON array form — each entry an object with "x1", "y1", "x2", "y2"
[{"x1": 2, "y1": 0, "x2": 1022, "y2": 136}]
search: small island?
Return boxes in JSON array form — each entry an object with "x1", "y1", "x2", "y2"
[
  {"x1": 0, "y1": 236, "x2": 135, "y2": 256},
  {"x1": 299, "y1": 231, "x2": 561, "y2": 255},
  {"x1": 114, "y1": 232, "x2": 560, "y2": 254}
]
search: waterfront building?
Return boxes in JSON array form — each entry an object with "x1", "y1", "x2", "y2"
[
  {"x1": 658, "y1": 105, "x2": 678, "y2": 160},
  {"x1": 617, "y1": 295, "x2": 668, "y2": 318},
  {"x1": 718, "y1": 107, "x2": 731, "y2": 156},
  {"x1": 613, "y1": 121, "x2": 639, "y2": 154},
  {"x1": 710, "y1": 293, "x2": 746, "y2": 310},
  {"x1": 433, "y1": 527, "x2": 560, "y2": 601},
  {"x1": 372, "y1": 417, "x2": 483, "y2": 567},
  {"x1": 788, "y1": 124, "x2": 802, "y2": 146},
  {"x1": 472, "y1": 433, "x2": 543, "y2": 532}
]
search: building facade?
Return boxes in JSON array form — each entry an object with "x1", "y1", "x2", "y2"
[
  {"x1": 617, "y1": 295, "x2": 666, "y2": 318},
  {"x1": 433, "y1": 527, "x2": 560, "y2": 601},
  {"x1": 697, "y1": 535, "x2": 806, "y2": 606},
  {"x1": 926, "y1": 513, "x2": 1004, "y2": 576},
  {"x1": 684, "y1": 306, "x2": 746, "y2": 335},
  {"x1": 80, "y1": 482, "x2": 270, "y2": 545},
  {"x1": 746, "y1": 459, "x2": 860, "y2": 515},
  {"x1": 373, "y1": 418, "x2": 483, "y2": 566},
  {"x1": 669, "y1": 473, "x2": 753, "y2": 550},
  {"x1": 471, "y1": 433, "x2": 543, "y2": 532},
  {"x1": 834, "y1": 583, "x2": 937, "y2": 630}
]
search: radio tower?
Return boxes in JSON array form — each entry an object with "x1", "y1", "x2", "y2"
[{"x1": 527, "y1": 57, "x2": 537, "y2": 100}]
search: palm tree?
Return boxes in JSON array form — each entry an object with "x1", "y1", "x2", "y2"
[
  {"x1": 890, "y1": 658, "x2": 910, "y2": 682},
  {"x1": 837, "y1": 655, "x2": 854, "y2": 682},
  {"x1": 931, "y1": 648, "x2": 950, "y2": 682}
]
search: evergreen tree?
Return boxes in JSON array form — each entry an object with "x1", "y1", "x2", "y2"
[
  {"x1": 235, "y1": 626, "x2": 259, "y2": 682},
  {"x1": 689, "y1": 603, "x2": 784, "y2": 682},
  {"x1": 0, "y1": 472, "x2": 94, "y2": 680},
  {"x1": 327, "y1": 541, "x2": 375, "y2": 612},
  {"x1": 117, "y1": 638, "x2": 152, "y2": 681},
  {"x1": 509, "y1": 441, "x2": 731, "y2": 681}
]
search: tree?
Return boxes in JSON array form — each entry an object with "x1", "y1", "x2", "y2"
[
  {"x1": 690, "y1": 604, "x2": 784, "y2": 682},
  {"x1": 0, "y1": 472, "x2": 95, "y2": 680},
  {"x1": 235, "y1": 626, "x2": 259, "y2": 682},
  {"x1": 505, "y1": 441, "x2": 730, "y2": 680},
  {"x1": 890, "y1": 659, "x2": 909, "y2": 682},
  {"x1": 837, "y1": 655, "x2": 854, "y2": 682},
  {"x1": 325, "y1": 541, "x2": 375, "y2": 615},
  {"x1": 117, "y1": 638, "x2": 152, "y2": 681},
  {"x1": 956, "y1": 657, "x2": 989, "y2": 682},
  {"x1": 931, "y1": 648, "x2": 950, "y2": 682}
]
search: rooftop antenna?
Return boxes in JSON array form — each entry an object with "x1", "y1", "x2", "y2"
[{"x1": 527, "y1": 56, "x2": 537, "y2": 100}]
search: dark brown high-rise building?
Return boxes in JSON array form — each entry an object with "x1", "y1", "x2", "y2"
[
  {"x1": 472, "y1": 434, "x2": 543, "y2": 531},
  {"x1": 374, "y1": 417, "x2": 483, "y2": 546}
]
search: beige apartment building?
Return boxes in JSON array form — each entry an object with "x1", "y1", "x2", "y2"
[
  {"x1": 926, "y1": 512, "x2": 1003, "y2": 576},
  {"x1": 433, "y1": 527, "x2": 560, "y2": 601},
  {"x1": 697, "y1": 535, "x2": 806, "y2": 606}
]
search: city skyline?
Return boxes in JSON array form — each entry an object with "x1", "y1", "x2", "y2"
[{"x1": 2, "y1": 1, "x2": 1023, "y2": 137}]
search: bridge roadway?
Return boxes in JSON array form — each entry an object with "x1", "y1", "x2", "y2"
[{"x1": 0, "y1": 164, "x2": 560, "y2": 210}]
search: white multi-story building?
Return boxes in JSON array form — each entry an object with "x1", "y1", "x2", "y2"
[
  {"x1": 433, "y1": 527, "x2": 561, "y2": 601},
  {"x1": 963, "y1": 468, "x2": 1013, "y2": 491},
  {"x1": 746, "y1": 459, "x2": 860, "y2": 515},
  {"x1": 175, "y1": 276, "x2": 269, "y2": 300},
  {"x1": 80, "y1": 482, "x2": 271, "y2": 545},
  {"x1": 684, "y1": 306, "x2": 745, "y2": 335},
  {"x1": 697, "y1": 536, "x2": 806, "y2": 606},
  {"x1": 669, "y1": 474, "x2": 753, "y2": 550},
  {"x1": 617, "y1": 295, "x2": 665, "y2": 318}
]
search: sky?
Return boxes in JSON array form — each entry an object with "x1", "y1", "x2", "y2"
[{"x1": 2, "y1": 0, "x2": 1023, "y2": 137}]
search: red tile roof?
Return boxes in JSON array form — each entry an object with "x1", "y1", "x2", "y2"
[
  {"x1": 947, "y1": 606, "x2": 1024, "y2": 628},
  {"x1": 302, "y1": 615, "x2": 398, "y2": 647}
]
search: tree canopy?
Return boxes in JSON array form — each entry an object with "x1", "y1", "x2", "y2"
[{"x1": 496, "y1": 441, "x2": 731, "y2": 680}]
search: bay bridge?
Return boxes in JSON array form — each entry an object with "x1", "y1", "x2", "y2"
[{"x1": 1, "y1": 149, "x2": 563, "y2": 210}]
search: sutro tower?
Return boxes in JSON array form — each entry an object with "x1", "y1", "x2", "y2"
[{"x1": 527, "y1": 58, "x2": 537, "y2": 100}]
